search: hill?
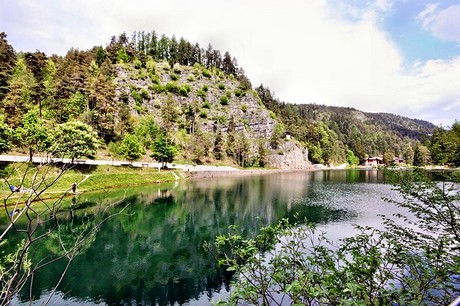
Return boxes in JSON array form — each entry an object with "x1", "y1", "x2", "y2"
[{"x1": 0, "y1": 31, "x2": 442, "y2": 168}]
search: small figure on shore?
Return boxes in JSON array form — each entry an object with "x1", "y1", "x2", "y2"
[
  {"x1": 71, "y1": 182, "x2": 77, "y2": 193},
  {"x1": 9, "y1": 185, "x2": 20, "y2": 193}
]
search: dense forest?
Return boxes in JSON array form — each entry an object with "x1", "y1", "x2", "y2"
[{"x1": 0, "y1": 31, "x2": 459, "y2": 167}]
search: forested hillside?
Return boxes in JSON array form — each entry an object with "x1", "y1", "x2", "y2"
[{"x1": 1, "y1": 31, "x2": 458, "y2": 168}]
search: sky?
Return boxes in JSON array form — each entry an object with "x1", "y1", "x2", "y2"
[{"x1": 1, "y1": 0, "x2": 460, "y2": 127}]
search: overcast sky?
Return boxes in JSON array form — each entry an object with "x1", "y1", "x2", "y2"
[{"x1": 1, "y1": 0, "x2": 460, "y2": 126}]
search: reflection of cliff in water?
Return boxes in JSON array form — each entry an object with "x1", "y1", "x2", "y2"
[{"x1": 18, "y1": 172, "x2": 355, "y2": 306}]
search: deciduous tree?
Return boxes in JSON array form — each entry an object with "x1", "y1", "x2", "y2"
[{"x1": 49, "y1": 121, "x2": 99, "y2": 162}]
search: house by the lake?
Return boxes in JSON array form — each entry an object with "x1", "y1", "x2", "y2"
[{"x1": 365, "y1": 157, "x2": 383, "y2": 167}]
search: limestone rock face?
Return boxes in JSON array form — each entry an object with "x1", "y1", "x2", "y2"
[
  {"x1": 114, "y1": 63, "x2": 276, "y2": 139},
  {"x1": 113, "y1": 62, "x2": 310, "y2": 168},
  {"x1": 267, "y1": 141, "x2": 311, "y2": 169}
]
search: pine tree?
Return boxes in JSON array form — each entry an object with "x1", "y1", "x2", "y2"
[{"x1": 0, "y1": 32, "x2": 16, "y2": 101}]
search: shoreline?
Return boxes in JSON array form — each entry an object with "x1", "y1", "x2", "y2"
[{"x1": 185, "y1": 168, "x2": 316, "y2": 179}]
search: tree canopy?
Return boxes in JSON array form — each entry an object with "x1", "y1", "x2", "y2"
[{"x1": 49, "y1": 121, "x2": 99, "y2": 162}]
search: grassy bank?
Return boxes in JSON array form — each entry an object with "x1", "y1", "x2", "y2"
[{"x1": 1, "y1": 163, "x2": 181, "y2": 204}]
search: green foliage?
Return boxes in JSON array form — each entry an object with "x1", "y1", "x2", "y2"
[
  {"x1": 218, "y1": 83, "x2": 225, "y2": 90},
  {"x1": 165, "y1": 82, "x2": 179, "y2": 94},
  {"x1": 151, "y1": 83, "x2": 166, "y2": 93},
  {"x1": 234, "y1": 88, "x2": 243, "y2": 97},
  {"x1": 179, "y1": 84, "x2": 191, "y2": 97},
  {"x1": 270, "y1": 123, "x2": 285, "y2": 149},
  {"x1": 66, "y1": 91, "x2": 87, "y2": 116},
  {"x1": 15, "y1": 109, "x2": 51, "y2": 159},
  {"x1": 202, "y1": 69, "x2": 211, "y2": 78},
  {"x1": 211, "y1": 170, "x2": 460, "y2": 305},
  {"x1": 117, "y1": 48, "x2": 130, "y2": 63},
  {"x1": 213, "y1": 129, "x2": 224, "y2": 160},
  {"x1": 241, "y1": 104, "x2": 247, "y2": 113},
  {"x1": 199, "y1": 110, "x2": 208, "y2": 118},
  {"x1": 225, "y1": 90, "x2": 232, "y2": 98},
  {"x1": 133, "y1": 58, "x2": 142, "y2": 69},
  {"x1": 430, "y1": 123, "x2": 460, "y2": 166},
  {"x1": 0, "y1": 116, "x2": 12, "y2": 154},
  {"x1": 134, "y1": 115, "x2": 160, "y2": 148},
  {"x1": 170, "y1": 73, "x2": 179, "y2": 81},
  {"x1": 49, "y1": 121, "x2": 99, "y2": 161},
  {"x1": 196, "y1": 88, "x2": 206, "y2": 100},
  {"x1": 219, "y1": 95, "x2": 229, "y2": 106},
  {"x1": 130, "y1": 87, "x2": 143, "y2": 106},
  {"x1": 202, "y1": 101, "x2": 211, "y2": 109},
  {"x1": 346, "y1": 149, "x2": 359, "y2": 165},
  {"x1": 118, "y1": 134, "x2": 146, "y2": 163},
  {"x1": 150, "y1": 132, "x2": 177, "y2": 167}
]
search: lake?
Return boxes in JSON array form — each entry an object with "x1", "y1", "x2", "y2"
[{"x1": 10, "y1": 169, "x2": 401, "y2": 305}]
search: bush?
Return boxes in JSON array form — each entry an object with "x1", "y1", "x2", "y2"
[
  {"x1": 199, "y1": 110, "x2": 208, "y2": 118},
  {"x1": 170, "y1": 73, "x2": 179, "y2": 81},
  {"x1": 165, "y1": 82, "x2": 179, "y2": 94},
  {"x1": 202, "y1": 101, "x2": 211, "y2": 109},
  {"x1": 218, "y1": 83, "x2": 225, "y2": 90},
  {"x1": 179, "y1": 85, "x2": 191, "y2": 97},
  {"x1": 202, "y1": 84, "x2": 209, "y2": 92},
  {"x1": 187, "y1": 74, "x2": 195, "y2": 82},
  {"x1": 173, "y1": 63, "x2": 181, "y2": 73},
  {"x1": 140, "y1": 88, "x2": 150, "y2": 100},
  {"x1": 241, "y1": 104, "x2": 247, "y2": 113},
  {"x1": 202, "y1": 69, "x2": 211, "y2": 78},
  {"x1": 234, "y1": 88, "x2": 243, "y2": 97},
  {"x1": 220, "y1": 95, "x2": 229, "y2": 105},
  {"x1": 146, "y1": 60, "x2": 156, "y2": 74},
  {"x1": 130, "y1": 88, "x2": 142, "y2": 106},
  {"x1": 197, "y1": 89, "x2": 206, "y2": 99},
  {"x1": 150, "y1": 74, "x2": 160, "y2": 84},
  {"x1": 150, "y1": 84, "x2": 166, "y2": 93},
  {"x1": 217, "y1": 115, "x2": 227, "y2": 124},
  {"x1": 133, "y1": 59, "x2": 143, "y2": 69},
  {"x1": 226, "y1": 91, "x2": 232, "y2": 98}
]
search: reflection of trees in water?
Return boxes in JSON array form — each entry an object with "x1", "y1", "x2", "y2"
[{"x1": 17, "y1": 172, "x2": 361, "y2": 305}]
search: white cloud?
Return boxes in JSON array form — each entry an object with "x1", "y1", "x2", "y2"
[{"x1": 418, "y1": 3, "x2": 460, "y2": 43}]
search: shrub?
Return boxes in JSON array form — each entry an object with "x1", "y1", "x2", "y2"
[
  {"x1": 269, "y1": 110, "x2": 276, "y2": 119},
  {"x1": 218, "y1": 83, "x2": 225, "y2": 90},
  {"x1": 179, "y1": 84, "x2": 191, "y2": 97},
  {"x1": 165, "y1": 82, "x2": 179, "y2": 94},
  {"x1": 217, "y1": 115, "x2": 227, "y2": 124},
  {"x1": 241, "y1": 104, "x2": 247, "y2": 113},
  {"x1": 150, "y1": 84, "x2": 167, "y2": 93},
  {"x1": 133, "y1": 59, "x2": 143, "y2": 69},
  {"x1": 150, "y1": 74, "x2": 160, "y2": 84},
  {"x1": 173, "y1": 63, "x2": 181, "y2": 73},
  {"x1": 140, "y1": 88, "x2": 150, "y2": 100},
  {"x1": 226, "y1": 91, "x2": 232, "y2": 98},
  {"x1": 234, "y1": 88, "x2": 243, "y2": 97},
  {"x1": 146, "y1": 60, "x2": 156, "y2": 74},
  {"x1": 220, "y1": 95, "x2": 229, "y2": 105},
  {"x1": 170, "y1": 73, "x2": 179, "y2": 81},
  {"x1": 197, "y1": 89, "x2": 206, "y2": 99},
  {"x1": 202, "y1": 101, "x2": 211, "y2": 109},
  {"x1": 202, "y1": 84, "x2": 209, "y2": 92},
  {"x1": 187, "y1": 74, "x2": 195, "y2": 82},
  {"x1": 131, "y1": 88, "x2": 142, "y2": 106},
  {"x1": 202, "y1": 69, "x2": 211, "y2": 78},
  {"x1": 162, "y1": 61, "x2": 171, "y2": 70},
  {"x1": 199, "y1": 110, "x2": 208, "y2": 118}
]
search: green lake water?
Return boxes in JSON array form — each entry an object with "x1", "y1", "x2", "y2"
[{"x1": 8, "y1": 169, "x2": 399, "y2": 305}]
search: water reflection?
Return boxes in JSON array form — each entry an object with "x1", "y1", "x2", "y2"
[{"x1": 13, "y1": 170, "x2": 392, "y2": 305}]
